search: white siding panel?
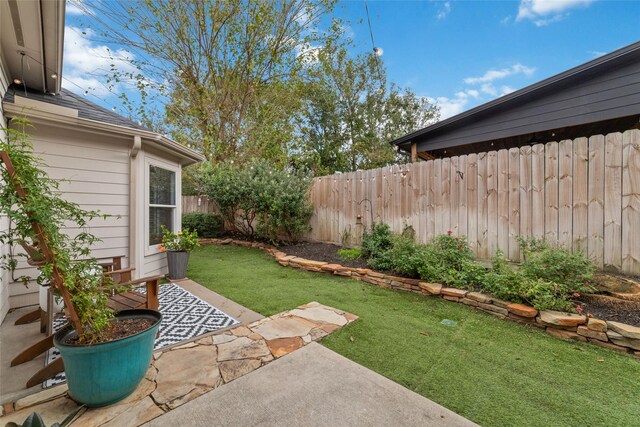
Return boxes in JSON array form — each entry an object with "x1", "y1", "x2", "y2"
[
  {"x1": 1, "y1": 50, "x2": 10, "y2": 321},
  {"x1": 7, "y1": 125, "x2": 131, "y2": 309}
]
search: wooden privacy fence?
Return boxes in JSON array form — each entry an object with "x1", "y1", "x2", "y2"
[
  {"x1": 182, "y1": 195, "x2": 219, "y2": 214},
  {"x1": 308, "y1": 129, "x2": 640, "y2": 275}
]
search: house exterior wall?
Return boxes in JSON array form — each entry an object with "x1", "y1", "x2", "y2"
[
  {"x1": 413, "y1": 57, "x2": 640, "y2": 153},
  {"x1": 7, "y1": 123, "x2": 132, "y2": 309},
  {"x1": 0, "y1": 43, "x2": 10, "y2": 322}
]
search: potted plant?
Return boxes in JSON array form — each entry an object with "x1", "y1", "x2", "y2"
[
  {"x1": 1, "y1": 121, "x2": 161, "y2": 407},
  {"x1": 159, "y1": 226, "x2": 199, "y2": 280}
]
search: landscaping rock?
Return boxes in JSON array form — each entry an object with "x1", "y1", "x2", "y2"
[
  {"x1": 589, "y1": 339, "x2": 631, "y2": 353},
  {"x1": 217, "y1": 337, "x2": 271, "y2": 361},
  {"x1": 461, "y1": 298, "x2": 478, "y2": 307},
  {"x1": 14, "y1": 385, "x2": 68, "y2": 411},
  {"x1": 539, "y1": 310, "x2": 587, "y2": 327},
  {"x1": 577, "y1": 326, "x2": 608, "y2": 341},
  {"x1": 441, "y1": 288, "x2": 468, "y2": 298},
  {"x1": 320, "y1": 263, "x2": 343, "y2": 272},
  {"x1": 218, "y1": 359, "x2": 262, "y2": 382},
  {"x1": 546, "y1": 327, "x2": 587, "y2": 342},
  {"x1": 366, "y1": 271, "x2": 385, "y2": 279},
  {"x1": 587, "y1": 318, "x2": 607, "y2": 332},
  {"x1": 506, "y1": 303, "x2": 538, "y2": 318},
  {"x1": 418, "y1": 282, "x2": 442, "y2": 295},
  {"x1": 266, "y1": 337, "x2": 304, "y2": 358},
  {"x1": 508, "y1": 313, "x2": 536, "y2": 324},
  {"x1": 477, "y1": 302, "x2": 509, "y2": 316},
  {"x1": 609, "y1": 336, "x2": 640, "y2": 351},
  {"x1": 152, "y1": 346, "x2": 221, "y2": 406},
  {"x1": 289, "y1": 306, "x2": 348, "y2": 326},
  {"x1": 466, "y1": 292, "x2": 492, "y2": 303},
  {"x1": 334, "y1": 268, "x2": 352, "y2": 277},
  {"x1": 250, "y1": 315, "x2": 318, "y2": 340},
  {"x1": 443, "y1": 295, "x2": 461, "y2": 302},
  {"x1": 211, "y1": 333, "x2": 238, "y2": 345},
  {"x1": 491, "y1": 299, "x2": 511, "y2": 308},
  {"x1": 606, "y1": 321, "x2": 640, "y2": 340}
]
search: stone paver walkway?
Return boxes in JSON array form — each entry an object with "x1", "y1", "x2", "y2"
[{"x1": 0, "y1": 302, "x2": 357, "y2": 426}]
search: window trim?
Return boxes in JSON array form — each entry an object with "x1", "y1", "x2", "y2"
[{"x1": 144, "y1": 158, "x2": 180, "y2": 256}]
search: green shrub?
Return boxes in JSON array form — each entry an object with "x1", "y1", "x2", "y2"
[
  {"x1": 520, "y1": 242, "x2": 595, "y2": 292},
  {"x1": 182, "y1": 213, "x2": 224, "y2": 238},
  {"x1": 337, "y1": 248, "x2": 362, "y2": 261},
  {"x1": 361, "y1": 223, "x2": 393, "y2": 259},
  {"x1": 417, "y1": 233, "x2": 485, "y2": 287},
  {"x1": 369, "y1": 235, "x2": 426, "y2": 278},
  {"x1": 480, "y1": 249, "x2": 588, "y2": 312},
  {"x1": 203, "y1": 161, "x2": 313, "y2": 243}
]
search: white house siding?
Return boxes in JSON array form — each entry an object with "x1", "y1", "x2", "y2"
[
  {"x1": 1, "y1": 42, "x2": 11, "y2": 322},
  {"x1": 8, "y1": 123, "x2": 131, "y2": 309}
]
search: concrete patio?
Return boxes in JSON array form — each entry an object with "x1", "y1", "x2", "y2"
[{"x1": 1, "y1": 280, "x2": 476, "y2": 426}]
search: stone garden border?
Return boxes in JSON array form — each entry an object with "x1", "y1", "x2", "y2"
[{"x1": 202, "y1": 238, "x2": 640, "y2": 358}]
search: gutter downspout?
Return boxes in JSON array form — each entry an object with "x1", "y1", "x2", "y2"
[{"x1": 129, "y1": 136, "x2": 142, "y2": 278}]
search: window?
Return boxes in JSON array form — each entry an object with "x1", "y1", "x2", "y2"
[{"x1": 149, "y1": 165, "x2": 176, "y2": 246}]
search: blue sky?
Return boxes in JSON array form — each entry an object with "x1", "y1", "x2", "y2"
[{"x1": 63, "y1": 0, "x2": 640, "y2": 121}]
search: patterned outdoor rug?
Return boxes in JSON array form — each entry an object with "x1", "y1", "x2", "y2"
[{"x1": 44, "y1": 283, "x2": 239, "y2": 388}]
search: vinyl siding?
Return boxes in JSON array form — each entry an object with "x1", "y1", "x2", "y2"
[
  {"x1": 415, "y1": 58, "x2": 640, "y2": 153},
  {"x1": 8, "y1": 124, "x2": 131, "y2": 308},
  {"x1": 0, "y1": 46, "x2": 11, "y2": 321}
]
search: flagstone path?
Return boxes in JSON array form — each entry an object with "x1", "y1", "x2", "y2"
[{"x1": 0, "y1": 302, "x2": 357, "y2": 426}]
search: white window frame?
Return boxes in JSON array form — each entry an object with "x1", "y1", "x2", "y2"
[{"x1": 144, "y1": 158, "x2": 180, "y2": 256}]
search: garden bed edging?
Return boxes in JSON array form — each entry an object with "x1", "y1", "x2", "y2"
[{"x1": 201, "y1": 238, "x2": 640, "y2": 357}]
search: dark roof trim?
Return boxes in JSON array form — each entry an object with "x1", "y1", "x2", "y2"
[{"x1": 390, "y1": 40, "x2": 640, "y2": 148}]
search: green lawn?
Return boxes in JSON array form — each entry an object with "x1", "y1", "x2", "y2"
[{"x1": 187, "y1": 245, "x2": 640, "y2": 427}]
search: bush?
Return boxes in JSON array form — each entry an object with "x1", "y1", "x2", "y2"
[
  {"x1": 417, "y1": 233, "x2": 485, "y2": 287},
  {"x1": 520, "y1": 241, "x2": 595, "y2": 292},
  {"x1": 337, "y1": 248, "x2": 362, "y2": 261},
  {"x1": 479, "y1": 248, "x2": 592, "y2": 312},
  {"x1": 203, "y1": 161, "x2": 313, "y2": 243},
  {"x1": 369, "y1": 235, "x2": 426, "y2": 278},
  {"x1": 361, "y1": 223, "x2": 393, "y2": 259},
  {"x1": 182, "y1": 213, "x2": 224, "y2": 238}
]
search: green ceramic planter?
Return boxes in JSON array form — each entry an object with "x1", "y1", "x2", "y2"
[{"x1": 54, "y1": 309, "x2": 162, "y2": 407}]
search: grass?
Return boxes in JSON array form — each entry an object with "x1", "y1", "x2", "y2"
[{"x1": 188, "y1": 245, "x2": 640, "y2": 427}]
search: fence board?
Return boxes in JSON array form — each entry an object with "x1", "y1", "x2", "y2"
[
  {"x1": 466, "y1": 154, "x2": 478, "y2": 252},
  {"x1": 497, "y1": 149, "x2": 509, "y2": 256},
  {"x1": 487, "y1": 151, "x2": 498, "y2": 257},
  {"x1": 519, "y1": 146, "x2": 532, "y2": 245},
  {"x1": 545, "y1": 141, "x2": 559, "y2": 245},
  {"x1": 458, "y1": 155, "x2": 468, "y2": 237},
  {"x1": 558, "y1": 139, "x2": 573, "y2": 250},
  {"x1": 588, "y1": 135, "x2": 605, "y2": 268},
  {"x1": 477, "y1": 152, "x2": 489, "y2": 258},
  {"x1": 434, "y1": 159, "x2": 443, "y2": 235},
  {"x1": 450, "y1": 156, "x2": 459, "y2": 235},
  {"x1": 604, "y1": 133, "x2": 623, "y2": 271},
  {"x1": 572, "y1": 137, "x2": 589, "y2": 253},
  {"x1": 508, "y1": 148, "x2": 520, "y2": 261},
  {"x1": 441, "y1": 157, "x2": 451, "y2": 234},
  {"x1": 426, "y1": 160, "x2": 436, "y2": 242},
  {"x1": 531, "y1": 144, "x2": 545, "y2": 239},
  {"x1": 622, "y1": 129, "x2": 640, "y2": 274}
]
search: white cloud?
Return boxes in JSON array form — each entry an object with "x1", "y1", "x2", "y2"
[
  {"x1": 464, "y1": 63, "x2": 535, "y2": 85},
  {"x1": 429, "y1": 94, "x2": 468, "y2": 120},
  {"x1": 436, "y1": 2, "x2": 451, "y2": 20},
  {"x1": 516, "y1": 0, "x2": 594, "y2": 24},
  {"x1": 66, "y1": 0, "x2": 95, "y2": 17},
  {"x1": 500, "y1": 86, "x2": 515, "y2": 96},
  {"x1": 62, "y1": 26, "x2": 137, "y2": 97},
  {"x1": 480, "y1": 83, "x2": 497, "y2": 96},
  {"x1": 500, "y1": 16, "x2": 512, "y2": 24},
  {"x1": 295, "y1": 42, "x2": 322, "y2": 63}
]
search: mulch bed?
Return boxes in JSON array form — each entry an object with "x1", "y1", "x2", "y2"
[
  {"x1": 577, "y1": 295, "x2": 640, "y2": 327},
  {"x1": 278, "y1": 242, "x2": 369, "y2": 269},
  {"x1": 277, "y1": 241, "x2": 640, "y2": 327}
]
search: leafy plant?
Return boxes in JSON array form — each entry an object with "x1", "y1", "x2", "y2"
[
  {"x1": 361, "y1": 223, "x2": 393, "y2": 259},
  {"x1": 369, "y1": 234, "x2": 426, "y2": 278},
  {"x1": 337, "y1": 248, "x2": 362, "y2": 261},
  {"x1": 181, "y1": 212, "x2": 224, "y2": 238},
  {"x1": 203, "y1": 160, "x2": 313, "y2": 243},
  {"x1": 0, "y1": 122, "x2": 114, "y2": 343},
  {"x1": 417, "y1": 233, "x2": 484, "y2": 287},
  {"x1": 159, "y1": 226, "x2": 200, "y2": 252}
]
